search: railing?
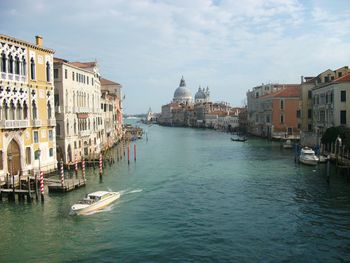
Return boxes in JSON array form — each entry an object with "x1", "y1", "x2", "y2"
[
  {"x1": 79, "y1": 130, "x2": 90, "y2": 137},
  {"x1": 0, "y1": 120, "x2": 29, "y2": 129},
  {"x1": 48, "y1": 119, "x2": 56, "y2": 126},
  {"x1": 32, "y1": 119, "x2": 41, "y2": 127}
]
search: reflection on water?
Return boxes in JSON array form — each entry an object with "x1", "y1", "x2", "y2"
[{"x1": 1, "y1": 124, "x2": 350, "y2": 262}]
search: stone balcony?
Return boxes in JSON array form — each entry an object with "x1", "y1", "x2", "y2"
[
  {"x1": 48, "y1": 119, "x2": 56, "y2": 126},
  {"x1": 79, "y1": 130, "x2": 90, "y2": 137},
  {"x1": 32, "y1": 119, "x2": 41, "y2": 127},
  {"x1": 0, "y1": 120, "x2": 29, "y2": 129}
]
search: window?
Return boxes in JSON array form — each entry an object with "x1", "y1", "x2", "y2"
[
  {"x1": 32, "y1": 101, "x2": 37, "y2": 119},
  {"x1": 65, "y1": 69, "x2": 67, "y2": 79},
  {"x1": 308, "y1": 90, "x2": 312, "y2": 99},
  {"x1": 341, "y1": 90, "x2": 346, "y2": 102},
  {"x1": 47, "y1": 102, "x2": 52, "y2": 119},
  {"x1": 49, "y1": 148, "x2": 53, "y2": 157},
  {"x1": 296, "y1": 110, "x2": 301, "y2": 118},
  {"x1": 1, "y1": 53, "x2": 6, "y2": 72},
  {"x1": 30, "y1": 57, "x2": 35, "y2": 80},
  {"x1": 74, "y1": 141, "x2": 77, "y2": 149},
  {"x1": 340, "y1": 110, "x2": 346, "y2": 125},
  {"x1": 49, "y1": 130, "x2": 53, "y2": 141},
  {"x1": 87, "y1": 76, "x2": 89, "y2": 85},
  {"x1": 15, "y1": 56, "x2": 20, "y2": 74},
  {"x1": 8, "y1": 54, "x2": 13, "y2": 74},
  {"x1": 22, "y1": 56, "x2": 26, "y2": 76},
  {"x1": 72, "y1": 71, "x2": 75, "y2": 81},
  {"x1": 54, "y1": 68, "x2": 58, "y2": 78},
  {"x1": 26, "y1": 147, "x2": 31, "y2": 165},
  {"x1": 76, "y1": 72, "x2": 78, "y2": 81},
  {"x1": 33, "y1": 131, "x2": 39, "y2": 143},
  {"x1": 324, "y1": 76, "x2": 329, "y2": 83},
  {"x1": 46, "y1": 62, "x2": 51, "y2": 82},
  {"x1": 23, "y1": 102, "x2": 28, "y2": 119},
  {"x1": 34, "y1": 150, "x2": 40, "y2": 160},
  {"x1": 280, "y1": 100, "x2": 284, "y2": 110},
  {"x1": 308, "y1": 124, "x2": 312, "y2": 132},
  {"x1": 54, "y1": 94, "x2": 59, "y2": 106},
  {"x1": 320, "y1": 110, "x2": 325, "y2": 122},
  {"x1": 338, "y1": 72, "x2": 342, "y2": 78},
  {"x1": 280, "y1": 114, "x2": 284, "y2": 124}
]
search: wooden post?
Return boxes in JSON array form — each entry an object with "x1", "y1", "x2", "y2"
[
  {"x1": 128, "y1": 144, "x2": 130, "y2": 165},
  {"x1": 27, "y1": 177, "x2": 32, "y2": 202},
  {"x1": 326, "y1": 159, "x2": 330, "y2": 184},
  {"x1": 134, "y1": 144, "x2": 136, "y2": 162},
  {"x1": 35, "y1": 173, "x2": 38, "y2": 200}
]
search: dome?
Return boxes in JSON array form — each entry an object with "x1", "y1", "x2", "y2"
[
  {"x1": 195, "y1": 87, "x2": 206, "y2": 100},
  {"x1": 173, "y1": 76, "x2": 192, "y2": 103}
]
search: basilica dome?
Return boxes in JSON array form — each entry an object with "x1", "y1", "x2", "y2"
[{"x1": 173, "y1": 76, "x2": 192, "y2": 104}]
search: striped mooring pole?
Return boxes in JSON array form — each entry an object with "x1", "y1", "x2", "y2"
[
  {"x1": 60, "y1": 159, "x2": 65, "y2": 189},
  {"x1": 75, "y1": 154, "x2": 78, "y2": 178},
  {"x1": 82, "y1": 159, "x2": 86, "y2": 181},
  {"x1": 134, "y1": 144, "x2": 136, "y2": 162},
  {"x1": 99, "y1": 153, "x2": 103, "y2": 178},
  {"x1": 127, "y1": 144, "x2": 130, "y2": 165},
  {"x1": 40, "y1": 171, "x2": 44, "y2": 202}
]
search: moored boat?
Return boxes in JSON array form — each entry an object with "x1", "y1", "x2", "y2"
[
  {"x1": 231, "y1": 137, "x2": 247, "y2": 142},
  {"x1": 299, "y1": 147, "x2": 319, "y2": 165},
  {"x1": 71, "y1": 191, "x2": 120, "y2": 215}
]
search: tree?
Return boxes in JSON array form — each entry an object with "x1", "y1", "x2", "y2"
[{"x1": 321, "y1": 126, "x2": 350, "y2": 149}]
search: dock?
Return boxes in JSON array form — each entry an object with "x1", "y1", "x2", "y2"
[{"x1": 48, "y1": 178, "x2": 86, "y2": 193}]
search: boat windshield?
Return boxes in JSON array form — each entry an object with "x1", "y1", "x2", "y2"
[{"x1": 78, "y1": 199, "x2": 94, "y2": 205}]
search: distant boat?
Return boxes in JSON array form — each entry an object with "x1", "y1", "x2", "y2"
[
  {"x1": 283, "y1": 139, "x2": 293, "y2": 149},
  {"x1": 299, "y1": 147, "x2": 319, "y2": 165},
  {"x1": 231, "y1": 137, "x2": 247, "y2": 142},
  {"x1": 71, "y1": 191, "x2": 120, "y2": 215}
]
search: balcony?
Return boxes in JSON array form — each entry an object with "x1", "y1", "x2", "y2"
[
  {"x1": 32, "y1": 119, "x2": 41, "y2": 127},
  {"x1": 48, "y1": 119, "x2": 56, "y2": 126},
  {"x1": 79, "y1": 130, "x2": 90, "y2": 137},
  {"x1": 0, "y1": 120, "x2": 29, "y2": 129}
]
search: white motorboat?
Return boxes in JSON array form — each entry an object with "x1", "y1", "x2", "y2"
[
  {"x1": 299, "y1": 147, "x2": 319, "y2": 165},
  {"x1": 283, "y1": 139, "x2": 293, "y2": 149},
  {"x1": 71, "y1": 191, "x2": 120, "y2": 215}
]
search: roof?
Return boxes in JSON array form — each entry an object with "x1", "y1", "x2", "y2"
[
  {"x1": 260, "y1": 85, "x2": 300, "y2": 99},
  {"x1": 69, "y1": 61, "x2": 97, "y2": 68},
  {"x1": 334, "y1": 72, "x2": 350, "y2": 82},
  {"x1": 0, "y1": 34, "x2": 55, "y2": 53},
  {"x1": 100, "y1": 78, "x2": 121, "y2": 86}
]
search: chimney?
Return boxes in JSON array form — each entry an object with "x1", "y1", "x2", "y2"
[
  {"x1": 301, "y1": 75, "x2": 304, "y2": 84},
  {"x1": 35, "y1": 35, "x2": 43, "y2": 46}
]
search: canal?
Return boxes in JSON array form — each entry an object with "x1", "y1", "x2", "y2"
[{"x1": 1, "y1": 124, "x2": 350, "y2": 262}]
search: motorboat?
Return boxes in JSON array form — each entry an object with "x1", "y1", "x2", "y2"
[
  {"x1": 71, "y1": 191, "x2": 120, "y2": 215},
  {"x1": 282, "y1": 139, "x2": 293, "y2": 149},
  {"x1": 299, "y1": 147, "x2": 319, "y2": 165}
]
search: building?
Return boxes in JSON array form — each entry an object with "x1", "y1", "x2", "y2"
[
  {"x1": 100, "y1": 78, "x2": 123, "y2": 149},
  {"x1": 312, "y1": 72, "x2": 350, "y2": 136},
  {"x1": 194, "y1": 86, "x2": 210, "y2": 103},
  {"x1": 53, "y1": 58, "x2": 103, "y2": 164},
  {"x1": 0, "y1": 34, "x2": 56, "y2": 178}
]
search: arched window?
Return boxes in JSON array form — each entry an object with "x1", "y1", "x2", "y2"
[
  {"x1": 9, "y1": 100, "x2": 15, "y2": 120},
  {"x1": 32, "y1": 101, "x2": 37, "y2": 119},
  {"x1": 47, "y1": 102, "x2": 52, "y2": 119},
  {"x1": 46, "y1": 61, "x2": 50, "y2": 82},
  {"x1": 3, "y1": 100, "x2": 8, "y2": 120},
  {"x1": 16, "y1": 101, "x2": 21, "y2": 120},
  {"x1": 22, "y1": 56, "x2": 26, "y2": 76},
  {"x1": 23, "y1": 101, "x2": 28, "y2": 119},
  {"x1": 15, "y1": 56, "x2": 20, "y2": 75},
  {"x1": 74, "y1": 120, "x2": 77, "y2": 134},
  {"x1": 8, "y1": 54, "x2": 14, "y2": 74},
  {"x1": 88, "y1": 119, "x2": 90, "y2": 130},
  {"x1": 66, "y1": 122, "x2": 69, "y2": 136},
  {"x1": 30, "y1": 57, "x2": 35, "y2": 80}
]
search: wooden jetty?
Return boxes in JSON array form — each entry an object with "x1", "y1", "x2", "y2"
[{"x1": 48, "y1": 178, "x2": 86, "y2": 193}]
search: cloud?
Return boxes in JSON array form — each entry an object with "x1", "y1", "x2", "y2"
[{"x1": 1, "y1": 0, "x2": 349, "y2": 113}]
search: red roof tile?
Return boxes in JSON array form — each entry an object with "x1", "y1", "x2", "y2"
[
  {"x1": 100, "y1": 78, "x2": 121, "y2": 86},
  {"x1": 335, "y1": 72, "x2": 350, "y2": 82},
  {"x1": 69, "y1": 61, "x2": 96, "y2": 68},
  {"x1": 261, "y1": 85, "x2": 300, "y2": 99}
]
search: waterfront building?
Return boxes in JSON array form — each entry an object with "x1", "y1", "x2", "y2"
[
  {"x1": 53, "y1": 58, "x2": 103, "y2": 163},
  {"x1": 246, "y1": 84, "x2": 285, "y2": 135},
  {"x1": 100, "y1": 78, "x2": 123, "y2": 150},
  {"x1": 298, "y1": 76, "x2": 317, "y2": 133},
  {"x1": 0, "y1": 34, "x2": 56, "y2": 178},
  {"x1": 312, "y1": 72, "x2": 350, "y2": 136}
]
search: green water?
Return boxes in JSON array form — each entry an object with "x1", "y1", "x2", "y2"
[{"x1": 1, "y1": 124, "x2": 350, "y2": 262}]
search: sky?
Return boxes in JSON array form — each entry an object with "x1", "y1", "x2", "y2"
[{"x1": 1, "y1": 0, "x2": 350, "y2": 114}]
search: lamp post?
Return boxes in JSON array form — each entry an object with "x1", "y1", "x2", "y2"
[{"x1": 8, "y1": 152, "x2": 14, "y2": 200}]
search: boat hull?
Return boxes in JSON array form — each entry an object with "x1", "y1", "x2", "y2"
[
  {"x1": 299, "y1": 158, "x2": 318, "y2": 165},
  {"x1": 72, "y1": 192, "x2": 120, "y2": 215}
]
